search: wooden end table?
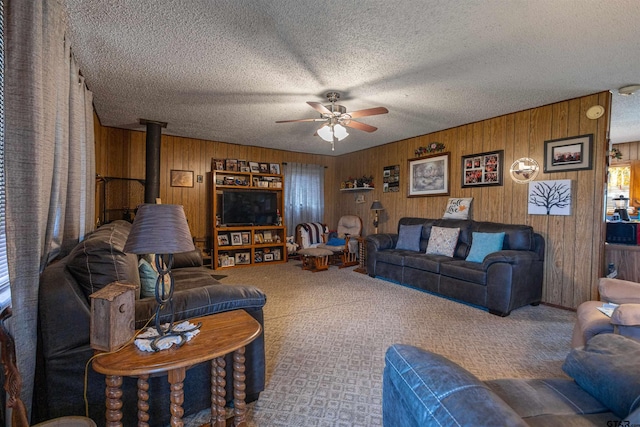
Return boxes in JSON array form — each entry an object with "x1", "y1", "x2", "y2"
[
  {"x1": 92, "y1": 309, "x2": 262, "y2": 427},
  {"x1": 354, "y1": 236, "x2": 367, "y2": 274}
]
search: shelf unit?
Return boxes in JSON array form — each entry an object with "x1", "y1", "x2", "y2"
[
  {"x1": 339, "y1": 187, "x2": 374, "y2": 192},
  {"x1": 210, "y1": 170, "x2": 286, "y2": 269}
]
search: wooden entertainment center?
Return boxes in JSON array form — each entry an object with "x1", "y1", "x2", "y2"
[{"x1": 210, "y1": 168, "x2": 287, "y2": 269}]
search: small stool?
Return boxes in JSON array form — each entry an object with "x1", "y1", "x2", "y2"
[{"x1": 297, "y1": 248, "x2": 333, "y2": 272}]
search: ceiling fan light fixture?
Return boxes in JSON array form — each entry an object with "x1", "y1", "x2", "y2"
[
  {"x1": 317, "y1": 125, "x2": 333, "y2": 142},
  {"x1": 317, "y1": 124, "x2": 349, "y2": 143},
  {"x1": 333, "y1": 124, "x2": 349, "y2": 141}
]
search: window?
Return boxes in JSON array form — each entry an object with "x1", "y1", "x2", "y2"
[
  {"x1": 283, "y1": 163, "x2": 324, "y2": 233},
  {"x1": 0, "y1": 0, "x2": 10, "y2": 310}
]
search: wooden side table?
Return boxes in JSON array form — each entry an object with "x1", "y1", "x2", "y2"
[
  {"x1": 92, "y1": 310, "x2": 262, "y2": 427},
  {"x1": 354, "y1": 237, "x2": 367, "y2": 274}
]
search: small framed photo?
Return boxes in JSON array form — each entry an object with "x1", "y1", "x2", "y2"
[
  {"x1": 241, "y1": 231, "x2": 251, "y2": 244},
  {"x1": 235, "y1": 252, "x2": 251, "y2": 265},
  {"x1": 269, "y1": 163, "x2": 281, "y2": 175},
  {"x1": 264, "y1": 253, "x2": 274, "y2": 262},
  {"x1": 217, "y1": 233, "x2": 230, "y2": 246},
  {"x1": 254, "y1": 251, "x2": 263, "y2": 263},
  {"x1": 544, "y1": 134, "x2": 593, "y2": 173},
  {"x1": 230, "y1": 232, "x2": 243, "y2": 246},
  {"x1": 259, "y1": 163, "x2": 269, "y2": 173},
  {"x1": 212, "y1": 159, "x2": 225, "y2": 171},
  {"x1": 170, "y1": 170, "x2": 194, "y2": 187},
  {"x1": 241, "y1": 166, "x2": 251, "y2": 172},
  {"x1": 272, "y1": 248, "x2": 281, "y2": 261},
  {"x1": 249, "y1": 162, "x2": 260, "y2": 173},
  {"x1": 461, "y1": 150, "x2": 504, "y2": 188},
  {"x1": 408, "y1": 153, "x2": 450, "y2": 197},
  {"x1": 225, "y1": 159, "x2": 238, "y2": 172},
  {"x1": 238, "y1": 159, "x2": 247, "y2": 170}
]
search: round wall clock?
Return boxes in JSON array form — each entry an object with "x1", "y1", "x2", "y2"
[{"x1": 509, "y1": 157, "x2": 540, "y2": 184}]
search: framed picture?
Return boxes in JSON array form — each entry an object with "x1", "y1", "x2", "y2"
[
  {"x1": 254, "y1": 250, "x2": 263, "y2": 263},
  {"x1": 170, "y1": 170, "x2": 194, "y2": 187},
  {"x1": 234, "y1": 252, "x2": 251, "y2": 265},
  {"x1": 408, "y1": 153, "x2": 450, "y2": 197},
  {"x1": 230, "y1": 232, "x2": 243, "y2": 246},
  {"x1": 217, "y1": 233, "x2": 229, "y2": 246},
  {"x1": 461, "y1": 150, "x2": 504, "y2": 188},
  {"x1": 544, "y1": 134, "x2": 593, "y2": 173},
  {"x1": 249, "y1": 162, "x2": 260, "y2": 173},
  {"x1": 212, "y1": 159, "x2": 225, "y2": 171},
  {"x1": 259, "y1": 163, "x2": 269, "y2": 173},
  {"x1": 269, "y1": 163, "x2": 281, "y2": 175},
  {"x1": 272, "y1": 248, "x2": 281, "y2": 261},
  {"x1": 264, "y1": 253, "x2": 274, "y2": 262},
  {"x1": 225, "y1": 159, "x2": 238, "y2": 172},
  {"x1": 241, "y1": 231, "x2": 251, "y2": 245}
]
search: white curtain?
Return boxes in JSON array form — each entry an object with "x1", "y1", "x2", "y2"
[
  {"x1": 5, "y1": 0, "x2": 95, "y2": 416},
  {"x1": 283, "y1": 163, "x2": 324, "y2": 233}
]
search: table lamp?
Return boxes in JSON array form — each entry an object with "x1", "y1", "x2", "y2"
[
  {"x1": 370, "y1": 200, "x2": 384, "y2": 234},
  {"x1": 124, "y1": 204, "x2": 198, "y2": 350}
]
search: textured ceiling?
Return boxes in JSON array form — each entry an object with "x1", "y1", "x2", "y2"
[{"x1": 63, "y1": 0, "x2": 640, "y2": 155}]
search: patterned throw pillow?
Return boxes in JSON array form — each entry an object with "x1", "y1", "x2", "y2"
[
  {"x1": 443, "y1": 198, "x2": 473, "y2": 219},
  {"x1": 426, "y1": 226, "x2": 460, "y2": 257}
]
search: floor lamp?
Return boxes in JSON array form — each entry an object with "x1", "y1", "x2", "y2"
[
  {"x1": 124, "y1": 203, "x2": 199, "y2": 350},
  {"x1": 371, "y1": 200, "x2": 384, "y2": 234}
]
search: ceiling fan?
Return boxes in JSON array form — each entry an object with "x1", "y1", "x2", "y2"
[{"x1": 276, "y1": 92, "x2": 388, "y2": 151}]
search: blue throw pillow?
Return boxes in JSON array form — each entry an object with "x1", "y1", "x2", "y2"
[
  {"x1": 326, "y1": 237, "x2": 346, "y2": 246},
  {"x1": 396, "y1": 224, "x2": 423, "y2": 251},
  {"x1": 465, "y1": 232, "x2": 505, "y2": 263}
]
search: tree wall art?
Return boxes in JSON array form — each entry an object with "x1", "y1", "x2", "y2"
[{"x1": 528, "y1": 179, "x2": 572, "y2": 215}]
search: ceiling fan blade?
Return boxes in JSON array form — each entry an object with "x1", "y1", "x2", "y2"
[
  {"x1": 307, "y1": 101, "x2": 333, "y2": 116},
  {"x1": 276, "y1": 118, "x2": 326, "y2": 123},
  {"x1": 348, "y1": 107, "x2": 389, "y2": 119},
  {"x1": 344, "y1": 120, "x2": 378, "y2": 133}
]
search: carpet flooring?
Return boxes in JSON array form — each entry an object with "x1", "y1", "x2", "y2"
[{"x1": 182, "y1": 261, "x2": 577, "y2": 426}]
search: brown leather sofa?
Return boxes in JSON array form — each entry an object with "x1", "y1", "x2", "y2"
[
  {"x1": 366, "y1": 217, "x2": 544, "y2": 316},
  {"x1": 34, "y1": 220, "x2": 267, "y2": 426}
]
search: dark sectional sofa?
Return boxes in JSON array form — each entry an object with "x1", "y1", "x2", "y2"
[
  {"x1": 366, "y1": 217, "x2": 545, "y2": 316},
  {"x1": 35, "y1": 220, "x2": 267, "y2": 426},
  {"x1": 383, "y1": 334, "x2": 640, "y2": 426}
]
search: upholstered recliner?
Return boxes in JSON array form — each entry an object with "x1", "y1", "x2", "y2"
[
  {"x1": 318, "y1": 215, "x2": 362, "y2": 268},
  {"x1": 572, "y1": 277, "x2": 640, "y2": 348}
]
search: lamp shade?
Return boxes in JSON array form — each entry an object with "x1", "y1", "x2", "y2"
[
  {"x1": 124, "y1": 204, "x2": 195, "y2": 254},
  {"x1": 317, "y1": 125, "x2": 333, "y2": 142},
  {"x1": 370, "y1": 200, "x2": 384, "y2": 211}
]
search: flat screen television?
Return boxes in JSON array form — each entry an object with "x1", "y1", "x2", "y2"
[{"x1": 221, "y1": 190, "x2": 278, "y2": 226}]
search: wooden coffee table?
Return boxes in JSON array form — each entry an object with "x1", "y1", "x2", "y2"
[{"x1": 92, "y1": 309, "x2": 262, "y2": 427}]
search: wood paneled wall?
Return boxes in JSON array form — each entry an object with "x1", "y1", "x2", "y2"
[
  {"x1": 94, "y1": 122, "x2": 338, "y2": 244},
  {"x1": 612, "y1": 141, "x2": 640, "y2": 161},
  {"x1": 333, "y1": 92, "x2": 610, "y2": 309},
  {"x1": 94, "y1": 91, "x2": 611, "y2": 309}
]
